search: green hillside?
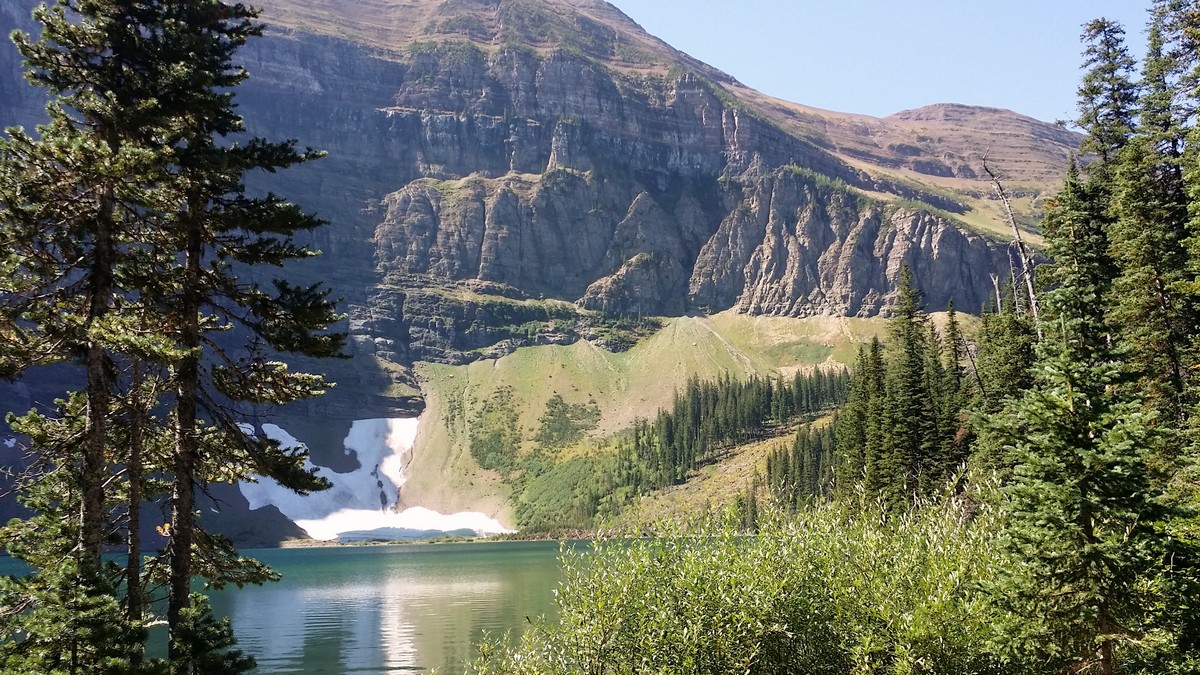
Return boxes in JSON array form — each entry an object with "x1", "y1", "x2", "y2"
[{"x1": 399, "y1": 311, "x2": 886, "y2": 525}]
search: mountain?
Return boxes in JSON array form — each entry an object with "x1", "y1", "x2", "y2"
[
  {"x1": 0, "y1": 0, "x2": 1077, "y2": 538},
  {"x1": 0, "y1": 0, "x2": 1078, "y2": 374},
  {"x1": 236, "y1": 0, "x2": 1072, "y2": 360}
]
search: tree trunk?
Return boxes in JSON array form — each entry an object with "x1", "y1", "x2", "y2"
[
  {"x1": 126, "y1": 360, "x2": 145, "y2": 668},
  {"x1": 1097, "y1": 615, "x2": 1115, "y2": 675},
  {"x1": 167, "y1": 218, "x2": 203, "y2": 668},
  {"x1": 81, "y1": 186, "x2": 115, "y2": 568}
]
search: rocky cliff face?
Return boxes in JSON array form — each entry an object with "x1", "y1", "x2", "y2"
[
  {"x1": 0, "y1": 0, "x2": 1063, "y2": 376},
  {"x1": 231, "y1": 23, "x2": 1026, "y2": 370}
]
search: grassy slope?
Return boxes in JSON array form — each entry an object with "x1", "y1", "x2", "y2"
[
  {"x1": 400, "y1": 311, "x2": 890, "y2": 526},
  {"x1": 606, "y1": 431, "x2": 791, "y2": 529}
]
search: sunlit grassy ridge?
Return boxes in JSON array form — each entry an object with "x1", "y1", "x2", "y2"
[{"x1": 401, "y1": 311, "x2": 883, "y2": 524}]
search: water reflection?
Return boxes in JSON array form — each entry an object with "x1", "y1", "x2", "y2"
[{"x1": 208, "y1": 541, "x2": 562, "y2": 674}]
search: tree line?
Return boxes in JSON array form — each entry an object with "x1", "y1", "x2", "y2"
[
  {"x1": 765, "y1": 421, "x2": 836, "y2": 506},
  {"x1": 613, "y1": 369, "x2": 848, "y2": 494},
  {"x1": 0, "y1": 2, "x2": 342, "y2": 673}
]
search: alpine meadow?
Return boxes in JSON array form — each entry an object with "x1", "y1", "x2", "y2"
[{"x1": 0, "y1": 1, "x2": 1199, "y2": 674}]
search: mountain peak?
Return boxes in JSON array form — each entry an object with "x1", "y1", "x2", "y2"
[{"x1": 254, "y1": 0, "x2": 704, "y2": 73}]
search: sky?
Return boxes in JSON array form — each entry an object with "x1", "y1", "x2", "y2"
[{"x1": 606, "y1": 1, "x2": 1153, "y2": 124}]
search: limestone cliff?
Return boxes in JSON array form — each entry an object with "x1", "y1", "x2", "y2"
[{"x1": 229, "y1": 14, "x2": 1054, "y2": 368}]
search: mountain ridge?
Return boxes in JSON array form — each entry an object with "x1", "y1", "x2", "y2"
[{"x1": 253, "y1": 0, "x2": 1078, "y2": 194}]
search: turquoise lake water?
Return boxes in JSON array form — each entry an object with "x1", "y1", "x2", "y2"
[{"x1": 1, "y1": 540, "x2": 565, "y2": 674}]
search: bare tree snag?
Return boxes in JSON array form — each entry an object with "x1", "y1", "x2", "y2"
[{"x1": 983, "y1": 155, "x2": 1041, "y2": 334}]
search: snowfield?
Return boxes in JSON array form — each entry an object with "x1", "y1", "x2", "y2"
[{"x1": 239, "y1": 418, "x2": 511, "y2": 540}]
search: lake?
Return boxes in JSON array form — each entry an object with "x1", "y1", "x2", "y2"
[
  {"x1": 1, "y1": 540, "x2": 565, "y2": 674},
  {"x1": 211, "y1": 541, "x2": 563, "y2": 674}
]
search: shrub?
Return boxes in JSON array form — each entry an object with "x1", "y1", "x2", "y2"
[{"x1": 472, "y1": 496, "x2": 1005, "y2": 674}]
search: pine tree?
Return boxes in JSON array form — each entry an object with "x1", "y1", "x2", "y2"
[
  {"x1": 984, "y1": 156, "x2": 1195, "y2": 673},
  {"x1": 834, "y1": 345, "x2": 872, "y2": 486},
  {"x1": 0, "y1": 396, "x2": 144, "y2": 672},
  {"x1": 1076, "y1": 18, "x2": 1140, "y2": 168},
  {"x1": 878, "y1": 265, "x2": 934, "y2": 508},
  {"x1": 937, "y1": 303, "x2": 971, "y2": 479},
  {"x1": 0, "y1": 1, "x2": 344, "y2": 671},
  {"x1": 834, "y1": 339, "x2": 884, "y2": 494}
]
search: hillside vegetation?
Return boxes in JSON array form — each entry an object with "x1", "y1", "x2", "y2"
[{"x1": 399, "y1": 311, "x2": 876, "y2": 524}]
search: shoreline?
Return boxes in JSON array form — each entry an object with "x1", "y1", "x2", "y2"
[{"x1": 275, "y1": 527, "x2": 595, "y2": 549}]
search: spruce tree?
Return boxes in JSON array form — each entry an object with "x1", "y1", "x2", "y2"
[
  {"x1": 1076, "y1": 18, "x2": 1140, "y2": 168},
  {"x1": 878, "y1": 265, "x2": 934, "y2": 508},
  {"x1": 834, "y1": 338, "x2": 884, "y2": 494},
  {"x1": 937, "y1": 303, "x2": 971, "y2": 478},
  {"x1": 984, "y1": 159, "x2": 1194, "y2": 673}
]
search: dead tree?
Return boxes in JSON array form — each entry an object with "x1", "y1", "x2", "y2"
[{"x1": 983, "y1": 155, "x2": 1040, "y2": 336}]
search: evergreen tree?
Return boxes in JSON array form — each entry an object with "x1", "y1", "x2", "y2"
[
  {"x1": 1107, "y1": 0, "x2": 1198, "y2": 440},
  {"x1": 936, "y1": 303, "x2": 971, "y2": 479},
  {"x1": 0, "y1": 396, "x2": 144, "y2": 672},
  {"x1": 878, "y1": 265, "x2": 934, "y2": 508},
  {"x1": 834, "y1": 337, "x2": 885, "y2": 496},
  {"x1": 1111, "y1": 134, "x2": 1196, "y2": 425},
  {"x1": 0, "y1": 1, "x2": 343, "y2": 671},
  {"x1": 969, "y1": 291, "x2": 1036, "y2": 475},
  {"x1": 1076, "y1": 18, "x2": 1140, "y2": 167},
  {"x1": 984, "y1": 155, "x2": 1195, "y2": 673},
  {"x1": 834, "y1": 344, "x2": 873, "y2": 487}
]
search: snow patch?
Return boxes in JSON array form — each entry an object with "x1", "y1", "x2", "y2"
[
  {"x1": 3, "y1": 437, "x2": 15, "y2": 449},
  {"x1": 294, "y1": 506, "x2": 509, "y2": 541},
  {"x1": 238, "y1": 418, "x2": 511, "y2": 540}
]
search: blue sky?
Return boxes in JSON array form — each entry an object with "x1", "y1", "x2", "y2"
[{"x1": 606, "y1": 1, "x2": 1152, "y2": 123}]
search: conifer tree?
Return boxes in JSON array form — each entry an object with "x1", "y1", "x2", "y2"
[
  {"x1": 878, "y1": 265, "x2": 934, "y2": 508},
  {"x1": 1077, "y1": 18, "x2": 1140, "y2": 168},
  {"x1": 984, "y1": 157, "x2": 1195, "y2": 673},
  {"x1": 0, "y1": 1, "x2": 343, "y2": 671},
  {"x1": 936, "y1": 303, "x2": 971, "y2": 477},
  {"x1": 972, "y1": 299, "x2": 1035, "y2": 407},
  {"x1": 834, "y1": 337, "x2": 885, "y2": 496}
]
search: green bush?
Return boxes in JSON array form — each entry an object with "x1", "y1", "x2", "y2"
[{"x1": 472, "y1": 497, "x2": 1005, "y2": 674}]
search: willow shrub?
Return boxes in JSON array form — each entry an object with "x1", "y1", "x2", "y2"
[{"x1": 471, "y1": 496, "x2": 1005, "y2": 675}]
